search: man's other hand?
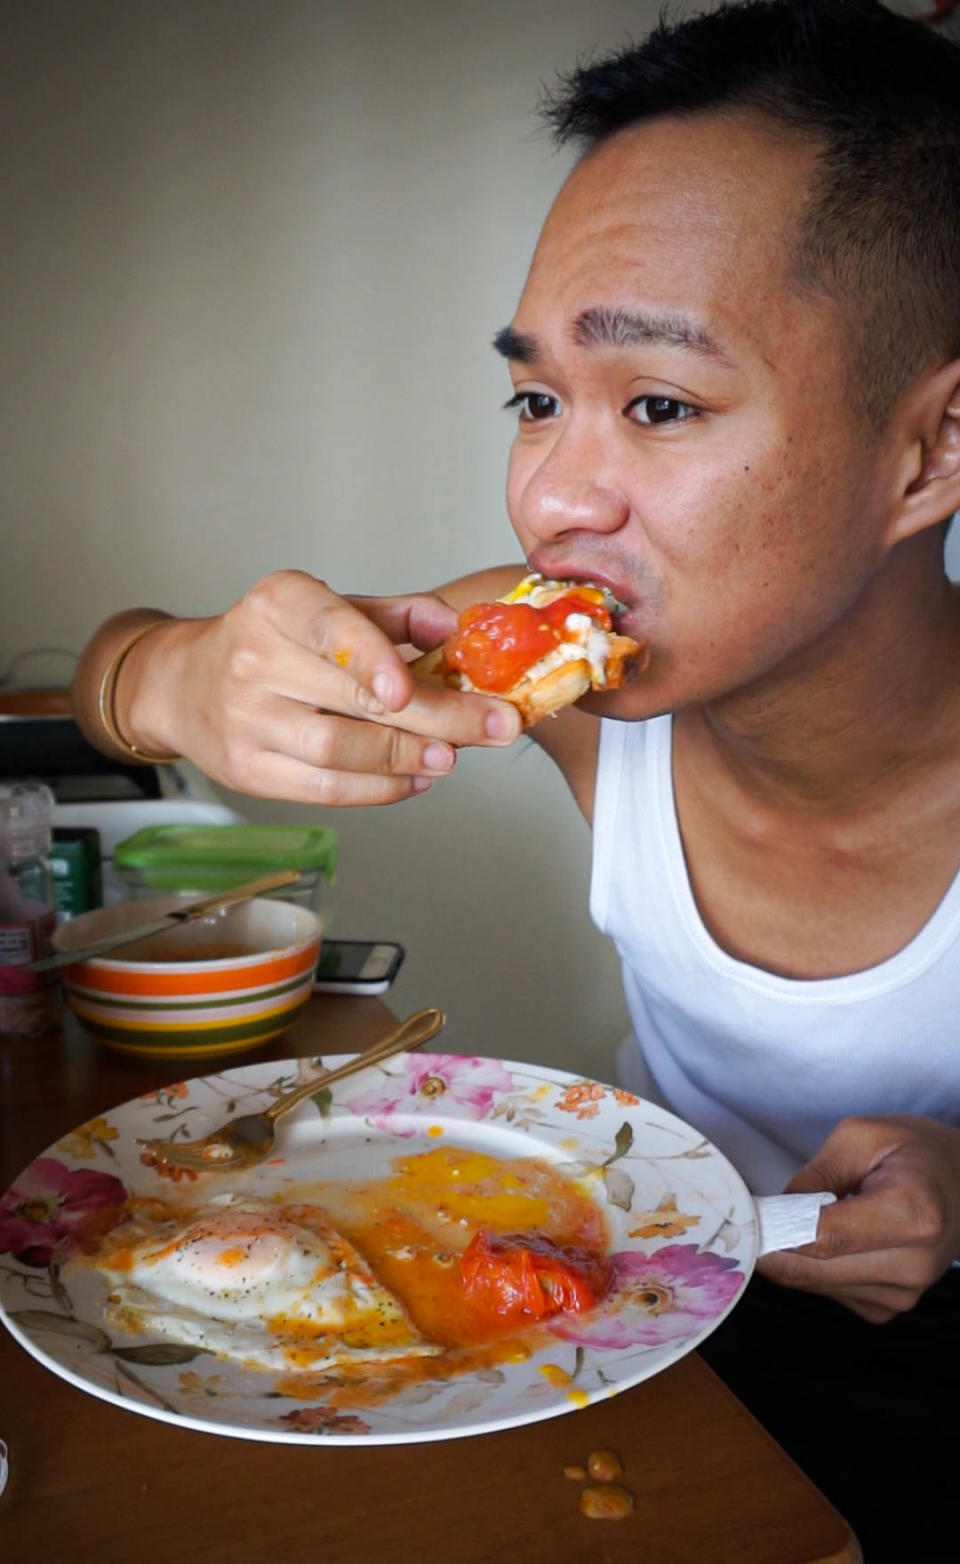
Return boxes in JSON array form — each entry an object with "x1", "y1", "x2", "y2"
[{"x1": 757, "y1": 1114, "x2": 960, "y2": 1322}]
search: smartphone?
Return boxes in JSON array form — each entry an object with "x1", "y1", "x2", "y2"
[{"x1": 313, "y1": 939, "x2": 405, "y2": 995}]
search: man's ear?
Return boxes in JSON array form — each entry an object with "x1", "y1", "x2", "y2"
[{"x1": 884, "y1": 358, "x2": 960, "y2": 547}]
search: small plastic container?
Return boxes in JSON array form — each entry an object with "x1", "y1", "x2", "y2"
[
  {"x1": 51, "y1": 826, "x2": 103, "y2": 923},
  {"x1": 112, "y1": 824, "x2": 338, "y2": 913},
  {"x1": 0, "y1": 781, "x2": 62, "y2": 1038}
]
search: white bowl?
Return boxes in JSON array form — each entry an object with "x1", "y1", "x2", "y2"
[{"x1": 52, "y1": 896, "x2": 323, "y2": 1060}]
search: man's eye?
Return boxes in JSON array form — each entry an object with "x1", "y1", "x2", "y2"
[
  {"x1": 503, "y1": 391, "x2": 562, "y2": 423},
  {"x1": 626, "y1": 396, "x2": 699, "y2": 426}
]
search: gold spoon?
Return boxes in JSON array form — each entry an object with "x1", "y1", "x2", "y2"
[{"x1": 136, "y1": 1006, "x2": 445, "y2": 1172}]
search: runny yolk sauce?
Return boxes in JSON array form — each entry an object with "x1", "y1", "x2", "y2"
[
  {"x1": 91, "y1": 1146, "x2": 610, "y2": 1410},
  {"x1": 444, "y1": 592, "x2": 612, "y2": 692},
  {"x1": 274, "y1": 1148, "x2": 609, "y2": 1406},
  {"x1": 295, "y1": 1146, "x2": 607, "y2": 1347}
]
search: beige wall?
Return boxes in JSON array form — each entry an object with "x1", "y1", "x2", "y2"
[
  {"x1": 7, "y1": 2, "x2": 950, "y2": 1076},
  {"x1": 3, "y1": 0, "x2": 691, "y2": 1077}
]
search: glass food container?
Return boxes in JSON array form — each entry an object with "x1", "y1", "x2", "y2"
[{"x1": 112, "y1": 823, "x2": 338, "y2": 914}]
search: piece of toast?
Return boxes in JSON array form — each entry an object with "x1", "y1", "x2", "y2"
[{"x1": 411, "y1": 629, "x2": 645, "y2": 727}]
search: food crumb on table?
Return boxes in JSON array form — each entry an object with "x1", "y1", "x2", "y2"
[
  {"x1": 564, "y1": 1447, "x2": 634, "y2": 1520},
  {"x1": 587, "y1": 1448, "x2": 623, "y2": 1482},
  {"x1": 579, "y1": 1484, "x2": 635, "y2": 1521}
]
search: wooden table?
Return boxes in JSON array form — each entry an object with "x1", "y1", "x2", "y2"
[{"x1": 0, "y1": 998, "x2": 861, "y2": 1563}]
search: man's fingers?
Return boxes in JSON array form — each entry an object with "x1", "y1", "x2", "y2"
[
  {"x1": 242, "y1": 573, "x2": 518, "y2": 743},
  {"x1": 244, "y1": 572, "x2": 423, "y2": 714},
  {"x1": 231, "y1": 598, "x2": 521, "y2": 747},
  {"x1": 784, "y1": 1114, "x2": 917, "y2": 1200},
  {"x1": 301, "y1": 588, "x2": 460, "y2": 711},
  {"x1": 761, "y1": 1243, "x2": 899, "y2": 1287},
  {"x1": 235, "y1": 748, "x2": 439, "y2": 808},
  {"x1": 797, "y1": 1186, "x2": 915, "y2": 1258},
  {"x1": 380, "y1": 682, "x2": 522, "y2": 746},
  {"x1": 345, "y1": 591, "x2": 459, "y2": 654},
  {"x1": 759, "y1": 1235, "x2": 946, "y2": 1294},
  {"x1": 786, "y1": 1136, "x2": 950, "y2": 1261},
  {"x1": 757, "y1": 1251, "x2": 927, "y2": 1321},
  {"x1": 785, "y1": 1143, "x2": 874, "y2": 1201},
  {"x1": 261, "y1": 639, "x2": 521, "y2": 748},
  {"x1": 166, "y1": 572, "x2": 521, "y2": 807},
  {"x1": 764, "y1": 1117, "x2": 960, "y2": 1320},
  {"x1": 248, "y1": 705, "x2": 457, "y2": 780}
]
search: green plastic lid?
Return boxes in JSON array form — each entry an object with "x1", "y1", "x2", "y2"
[{"x1": 113, "y1": 824, "x2": 338, "y2": 882}]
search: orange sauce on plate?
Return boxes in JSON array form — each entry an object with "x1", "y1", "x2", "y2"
[
  {"x1": 273, "y1": 1145, "x2": 608, "y2": 1405},
  {"x1": 90, "y1": 1145, "x2": 609, "y2": 1409}
]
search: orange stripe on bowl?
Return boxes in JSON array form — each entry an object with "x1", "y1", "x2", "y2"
[{"x1": 66, "y1": 942, "x2": 320, "y2": 997}]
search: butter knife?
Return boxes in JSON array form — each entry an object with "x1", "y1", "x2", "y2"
[{"x1": 26, "y1": 869, "x2": 303, "y2": 973}]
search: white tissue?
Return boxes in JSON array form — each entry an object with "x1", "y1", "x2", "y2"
[
  {"x1": 754, "y1": 1191, "x2": 836, "y2": 1257},
  {"x1": 0, "y1": 1438, "x2": 8, "y2": 1499}
]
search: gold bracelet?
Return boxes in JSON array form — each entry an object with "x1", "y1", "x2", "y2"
[{"x1": 96, "y1": 620, "x2": 182, "y2": 765}]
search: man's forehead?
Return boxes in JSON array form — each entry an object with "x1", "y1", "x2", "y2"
[
  {"x1": 531, "y1": 110, "x2": 818, "y2": 276},
  {"x1": 502, "y1": 113, "x2": 823, "y2": 367},
  {"x1": 556, "y1": 107, "x2": 819, "y2": 207}
]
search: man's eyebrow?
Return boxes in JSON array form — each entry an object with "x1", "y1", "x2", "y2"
[
  {"x1": 574, "y1": 305, "x2": 730, "y2": 362},
  {"x1": 492, "y1": 325, "x2": 539, "y2": 363},
  {"x1": 491, "y1": 309, "x2": 731, "y2": 366}
]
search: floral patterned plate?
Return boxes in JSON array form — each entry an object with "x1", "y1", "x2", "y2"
[{"x1": 0, "y1": 1051, "x2": 756, "y2": 1444}]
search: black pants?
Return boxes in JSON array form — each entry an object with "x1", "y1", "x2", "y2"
[{"x1": 698, "y1": 1269, "x2": 960, "y2": 1564}]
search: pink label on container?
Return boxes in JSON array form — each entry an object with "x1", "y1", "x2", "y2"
[{"x1": 0, "y1": 909, "x2": 55, "y2": 993}]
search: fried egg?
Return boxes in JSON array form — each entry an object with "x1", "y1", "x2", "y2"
[{"x1": 95, "y1": 1194, "x2": 440, "y2": 1373}]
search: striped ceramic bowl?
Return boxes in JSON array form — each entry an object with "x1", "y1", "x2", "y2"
[{"x1": 51, "y1": 896, "x2": 323, "y2": 1059}]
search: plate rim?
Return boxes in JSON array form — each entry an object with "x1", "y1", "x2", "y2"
[{"x1": 0, "y1": 1050, "x2": 758, "y2": 1445}]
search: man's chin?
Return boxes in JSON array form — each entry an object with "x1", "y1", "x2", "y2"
[{"x1": 576, "y1": 683, "x2": 675, "y2": 723}]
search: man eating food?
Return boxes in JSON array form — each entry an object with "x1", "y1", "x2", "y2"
[{"x1": 72, "y1": 3, "x2": 960, "y2": 1556}]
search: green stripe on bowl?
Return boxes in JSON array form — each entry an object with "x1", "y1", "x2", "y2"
[
  {"x1": 71, "y1": 1005, "x2": 306, "y2": 1048},
  {"x1": 64, "y1": 972, "x2": 310, "y2": 1012}
]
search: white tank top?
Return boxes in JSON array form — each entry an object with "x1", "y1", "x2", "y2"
[{"x1": 590, "y1": 714, "x2": 960, "y2": 1194}]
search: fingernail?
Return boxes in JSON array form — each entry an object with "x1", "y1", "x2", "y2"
[
  {"x1": 485, "y1": 707, "x2": 517, "y2": 741},
  {"x1": 411, "y1": 776, "x2": 434, "y2": 793},
  {"x1": 422, "y1": 742, "x2": 454, "y2": 773},
  {"x1": 372, "y1": 671, "x2": 403, "y2": 710},
  {"x1": 356, "y1": 686, "x2": 387, "y2": 717}
]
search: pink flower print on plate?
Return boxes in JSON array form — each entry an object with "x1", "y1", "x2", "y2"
[
  {"x1": 551, "y1": 1244, "x2": 745, "y2": 1351},
  {"x1": 0, "y1": 1157, "x2": 128, "y2": 1268},
  {"x1": 345, "y1": 1053, "x2": 515, "y2": 1133}
]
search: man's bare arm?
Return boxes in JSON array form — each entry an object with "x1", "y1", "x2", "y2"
[{"x1": 71, "y1": 608, "x2": 180, "y2": 764}]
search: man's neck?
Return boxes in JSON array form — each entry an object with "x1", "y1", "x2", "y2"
[{"x1": 687, "y1": 537, "x2": 960, "y2": 814}]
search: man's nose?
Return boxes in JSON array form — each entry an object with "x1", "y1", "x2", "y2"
[{"x1": 516, "y1": 428, "x2": 630, "y2": 543}]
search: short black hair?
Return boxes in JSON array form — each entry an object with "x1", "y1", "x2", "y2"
[{"x1": 543, "y1": 0, "x2": 960, "y2": 427}]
